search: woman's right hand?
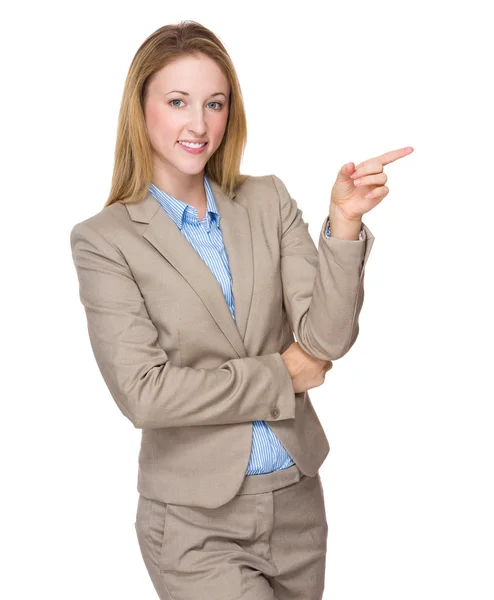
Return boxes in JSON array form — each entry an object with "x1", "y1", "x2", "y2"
[{"x1": 281, "y1": 342, "x2": 333, "y2": 393}]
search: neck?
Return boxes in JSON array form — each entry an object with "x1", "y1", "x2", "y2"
[{"x1": 151, "y1": 163, "x2": 207, "y2": 207}]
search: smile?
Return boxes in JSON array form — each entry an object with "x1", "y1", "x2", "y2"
[{"x1": 178, "y1": 141, "x2": 208, "y2": 154}]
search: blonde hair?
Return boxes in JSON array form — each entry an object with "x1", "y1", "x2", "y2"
[{"x1": 104, "y1": 20, "x2": 248, "y2": 208}]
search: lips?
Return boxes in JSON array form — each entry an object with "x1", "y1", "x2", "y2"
[{"x1": 178, "y1": 141, "x2": 208, "y2": 155}]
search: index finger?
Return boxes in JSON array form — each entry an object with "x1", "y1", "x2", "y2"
[{"x1": 376, "y1": 146, "x2": 414, "y2": 167}]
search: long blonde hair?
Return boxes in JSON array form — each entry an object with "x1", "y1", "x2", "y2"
[{"x1": 104, "y1": 20, "x2": 248, "y2": 208}]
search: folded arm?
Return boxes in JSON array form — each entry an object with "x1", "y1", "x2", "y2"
[{"x1": 70, "y1": 221, "x2": 296, "y2": 430}]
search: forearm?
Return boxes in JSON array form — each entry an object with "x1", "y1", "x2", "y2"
[
  {"x1": 115, "y1": 353, "x2": 296, "y2": 429},
  {"x1": 292, "y1": 219, "x2": 371, "y2": 360}
]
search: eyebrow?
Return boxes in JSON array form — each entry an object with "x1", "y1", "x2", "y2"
[{"x1": 165, "y1": 90, "x2": 227, "y2": 98}]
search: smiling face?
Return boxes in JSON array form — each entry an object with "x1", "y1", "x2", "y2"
[{"x1": 143, "y1": 53, "x2": 230, "y2": 187}]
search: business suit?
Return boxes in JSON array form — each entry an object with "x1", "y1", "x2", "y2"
[{"x1": 70, "y1": 173, "x2": 374, "y2": 598}]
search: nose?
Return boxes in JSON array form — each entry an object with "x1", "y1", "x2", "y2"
[{"x1": 187, "y1": 107, "x2": 207, "y2": 136}]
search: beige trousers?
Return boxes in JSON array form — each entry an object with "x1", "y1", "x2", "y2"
[{"x1": 134, "y1": 464, "x2": 328, "y2": 599}]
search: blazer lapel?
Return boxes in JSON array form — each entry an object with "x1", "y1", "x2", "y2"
[{"x1": 125, "y1": 178, "x2": 254, "y2": 359}]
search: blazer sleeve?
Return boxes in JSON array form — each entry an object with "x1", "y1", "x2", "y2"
[
  {"x1": 70, "y1": 221, "x2": 296, "y2": 430},
  {"x1": 272, "y1": 174, "x2": 375, "y2": 362}
]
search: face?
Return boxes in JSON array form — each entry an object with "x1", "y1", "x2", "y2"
[{"x1": 144, "y1": 54, "x2": 230, "y2": 181}]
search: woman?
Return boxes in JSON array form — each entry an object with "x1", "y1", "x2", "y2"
[{"x1": 70, "y1": 20, "x2": 413, "y2": 600}]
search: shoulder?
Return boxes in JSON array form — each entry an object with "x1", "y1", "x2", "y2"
[
  {"x1": 236, "y1": 173, "x2": 285, "y2": 193},
  {"x1": 71, "y1": 201, "x2": 128, "y2": 235},
  {"x1": 69, "y1": 201, "x2": 131, "y2": 253},
  {"x1": 234, "y1": 173, "x2": 290, "y2": 210}
]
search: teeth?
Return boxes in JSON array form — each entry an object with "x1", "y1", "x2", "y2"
[{"x1": 179, "y1": 141, "x2": 206, "y2": 148}]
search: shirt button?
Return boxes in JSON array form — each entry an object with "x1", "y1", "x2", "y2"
[{"x1": 271, "y1": 407, "x2": 280, "y2": 419}]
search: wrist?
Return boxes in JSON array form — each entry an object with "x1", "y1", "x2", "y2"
[{"x1": 328, "y1": 205, "x2": 362, "y2": 240}]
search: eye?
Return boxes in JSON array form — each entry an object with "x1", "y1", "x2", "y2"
[{"x1": 168, "y1": 99, "x2": 224, "y2": 110}]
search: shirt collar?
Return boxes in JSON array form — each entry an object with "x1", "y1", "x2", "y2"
[{"x1": 148, "y1": 175, "x2": 220, "y2": 231}]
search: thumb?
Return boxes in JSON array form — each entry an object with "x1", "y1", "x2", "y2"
[{"x1": 336, "y1": 162, "x2": 356, "y2": 183}]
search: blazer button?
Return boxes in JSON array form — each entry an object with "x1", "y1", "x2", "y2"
[{"x1": 271, "y1": 406, "x2": 280, "y2": 419}]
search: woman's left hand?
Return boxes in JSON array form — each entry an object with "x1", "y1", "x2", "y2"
[{"x1": 329, "y1": 146, "x2": 414, "y2": 222}]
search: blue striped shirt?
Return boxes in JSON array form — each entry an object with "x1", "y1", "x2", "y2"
[{"x1": 148, "y1": 175, "x2": 299, "y2": 475}]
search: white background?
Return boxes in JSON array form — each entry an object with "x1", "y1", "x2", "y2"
[{"x1": 1, "y1": 0, "x2": 493, "y2": 598}]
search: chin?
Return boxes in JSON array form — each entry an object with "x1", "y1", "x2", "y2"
[{"x1": 176, "y1": 163, "x2": 207, "y2": 176}]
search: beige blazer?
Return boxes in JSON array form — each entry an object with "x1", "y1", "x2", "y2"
[{"x1": 70, "y1": 174, "x2": 375, "y2": 509}]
